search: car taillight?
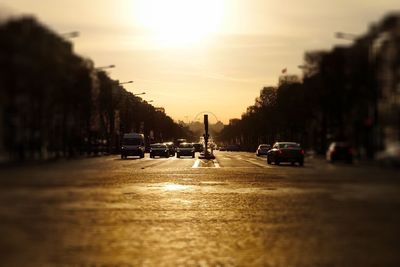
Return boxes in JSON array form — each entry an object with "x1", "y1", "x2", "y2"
[
  {"x1": 278, "y1": 150, "x2": 283, "y2": 154},
  {"x1": 301, "y1": 149, "x2": 305, "y2": 155}
]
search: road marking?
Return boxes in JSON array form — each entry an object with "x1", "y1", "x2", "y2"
[
  {"x1": 214, "y1": 160, "x2": 221, "y2": 168},
  {"x1": 246, "y1": 159, "x2": 272, "y2": 168},
  {"x1": 192, "y1": 159, "x2": 221, "y2": 168},
  {"x1": 192, "y1": 159, "x2": 201, "y2": 168}
]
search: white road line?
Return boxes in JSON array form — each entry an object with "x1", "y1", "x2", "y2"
[
  {"x1": 246, "y1": 159, "x2": 272, "y2": 168},
  {"x1": 192, "y1": 159, "x2": 201, "y2": 168},
  {"x1": 213, "y1": 160, "x2": 221, "y2": 168},
  {"x1": 192, "y1": 159, "x2": 221, "y2": 168}
]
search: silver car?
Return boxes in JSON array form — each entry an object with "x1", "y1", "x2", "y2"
[{"x1": 256, "y1": 144, "x2": 271, "y2": 156}]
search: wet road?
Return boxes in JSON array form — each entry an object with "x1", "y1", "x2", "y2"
[{"x1": 0, "y1": 151, "x2": 399, "y2": 266}]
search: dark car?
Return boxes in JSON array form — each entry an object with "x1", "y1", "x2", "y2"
[
  {"x1": 256, "y1": 144, "x2": 271, "y2": 156},
  {"x1": 121, "y1": 133, "x2": 145, "y2": 159},
  {"x1": 176, "y1": 142, "x2": 195, "y2": 158},
  {"x1": 149, "y1": 143, "x2": 169, "y2": 158},
  {"x1": 326, "y1": 142, "x2": 353, "y2": 163},
  {"x1": 164, "y1": 142, "x2": 176, "y2": 156},
  {"x1": 267, "y1": 142, "x2": 304, "y2": 166},
  {"x1": 219, "y1": 145, "x2": 227, "y2": 151},
  {"x1": 192, "y1": 143, "x2": 204, "y2": 152}
]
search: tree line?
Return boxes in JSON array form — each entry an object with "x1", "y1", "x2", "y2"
[
  {"x1": 0, "y1": 16, "x2": 192, "y2": 161},
  {"x1": 217, "y1": 14, "x2": 400, "y2": 158}
]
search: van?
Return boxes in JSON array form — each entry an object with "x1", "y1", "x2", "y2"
[{"x1": 121, "y1": 133, "x2": 145, "y2": 159}]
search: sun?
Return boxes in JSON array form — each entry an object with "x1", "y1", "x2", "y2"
[{"x1": 134, "y1": 0, "x2": 224, "y2": 47}]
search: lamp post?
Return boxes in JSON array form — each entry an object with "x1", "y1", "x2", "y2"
[
  {"x1": 95, "y1": 64, "x2": 115, "y2": 70},
  {"x1": 61, "y1": 31, "x2": 80, "y2": 39},
  {"x1": 335, "y1": 32, "x2": 358, "y2": 41},
  {"x1": 133, "y1": 92, "x2": 146, "y2": 96},
  {"x1": 118, "y1": 81, "x2": 133, "y2": 85}
]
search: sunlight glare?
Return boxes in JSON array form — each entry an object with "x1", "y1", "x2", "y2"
[
  {"x1": 163, "y1": 183, "x2": 190, "y2": 191},
  {"x1": 134, "y1": 0, "x2": 225, "y2": 47}
]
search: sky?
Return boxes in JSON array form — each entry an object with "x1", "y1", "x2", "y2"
[{"x1": 1, "y1": 0, "x2": 399, "y2": 123}]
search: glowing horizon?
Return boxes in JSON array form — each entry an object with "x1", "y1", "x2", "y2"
[{"x1": 0, "y1": 0, "x2": 398, "y2": 123}]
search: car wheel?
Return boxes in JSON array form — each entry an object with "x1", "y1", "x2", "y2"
[
  {"x1": 192, "y1": 153, "x2": 195, "y2": 158},
  {"x1": 267, "y1": 156, "x2": 271, "y2": 164},
  {"x1": 275, "y1": 160, "x2": 280, "y2": 165},
  {"x1": 121, "y1": 154, "x2": 124, "y2": 159},
  {"x1": 291, "y1": 162, "x2": 295, "y2": 166},
  {"x1": 299, "y1": 160, "x2": 304, "y2": 166},
  {"x1": 177, "y1": 154, "x2": 180, "y2": 158}
]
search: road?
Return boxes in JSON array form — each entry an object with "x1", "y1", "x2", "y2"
[{"x1": 0, "y1": 151, "x2": 399, "y2": 266}]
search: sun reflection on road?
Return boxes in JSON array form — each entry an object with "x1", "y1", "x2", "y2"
[{"x1": 163, "y1": 183, "x2": 190, "y2": 191}]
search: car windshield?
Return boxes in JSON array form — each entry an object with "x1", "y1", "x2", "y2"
[
  {"x1": 279, "y1": 143, "x2": 300, "y2": 149},
  {"x1": 151, "y1": 144, "x2": 166, "y2": 148},
  {"x1": 260, "y1": 145, "x2": 270, "y2": 149},
  {"x1": 179, "y1": 143, "x2": 193, "y2": 148},
  {"x1": 123, "y1": 138, "x2": 142, "y2": 145}
]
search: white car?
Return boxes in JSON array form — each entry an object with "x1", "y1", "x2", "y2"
[{"x1": 256, "y1": 144, "x2": 271, "y2": 156}]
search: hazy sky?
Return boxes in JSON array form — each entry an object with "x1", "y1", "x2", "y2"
[{"x1": 1, "y1": 0, "x2": 399, "y2": 123}]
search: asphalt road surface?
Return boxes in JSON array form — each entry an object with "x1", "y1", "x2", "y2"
[{"x1": 0, "y1": 151, "x2": 399, "y2": 266}]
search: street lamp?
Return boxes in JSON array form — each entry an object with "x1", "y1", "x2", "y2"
[
  {"x1": 118, "y1": 81, "x2": 133, "y2": 85},
  {"x1": 335, "y1": 32, "x2": 358, "y2": 41},
  {"x1": 95, "y1": 64, "x2": 115, "y2": 70},
  {"x1": 61, "y1": 31, "x2": 80, "y2": 39},
  {"x1": 133, "y1": 92, "x2": 146, "y2": 96}
]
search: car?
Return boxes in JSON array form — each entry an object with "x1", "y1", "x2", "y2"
[
  {"x1": 219, "y1": 145, "x2": 227, "y2": 151},
  {"x1": 174, "y1": 138, "x2": 187, "y2": 147},
  {"x1": 176, "y1": 142, "x2": 195, "y2": 158},
  {"x1": 150, "y1": 143, "x2": 169, "y2": 158},
  {"x1": 256, "y1": 144, "x2": 271, "y2": 156},
  {"x1": 326, "y1": 142, "x2": 353, "y2": 163},
  {"x1": 267, "y1": 142, "x2": 304, "y2": 166},
  {"x1": 121, "y1": 133, "x2": 145, "y2": 159},
  {"x1": 192, "y1": 143, "x2": 204, "y2": 152},
  {"x1": 164, "y1": 142, "x2": 176, "y2": 156}
]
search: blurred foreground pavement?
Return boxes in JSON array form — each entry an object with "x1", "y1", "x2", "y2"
[{"x1": 0, "y1": 151, "x2": 399, "y2": 266}]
